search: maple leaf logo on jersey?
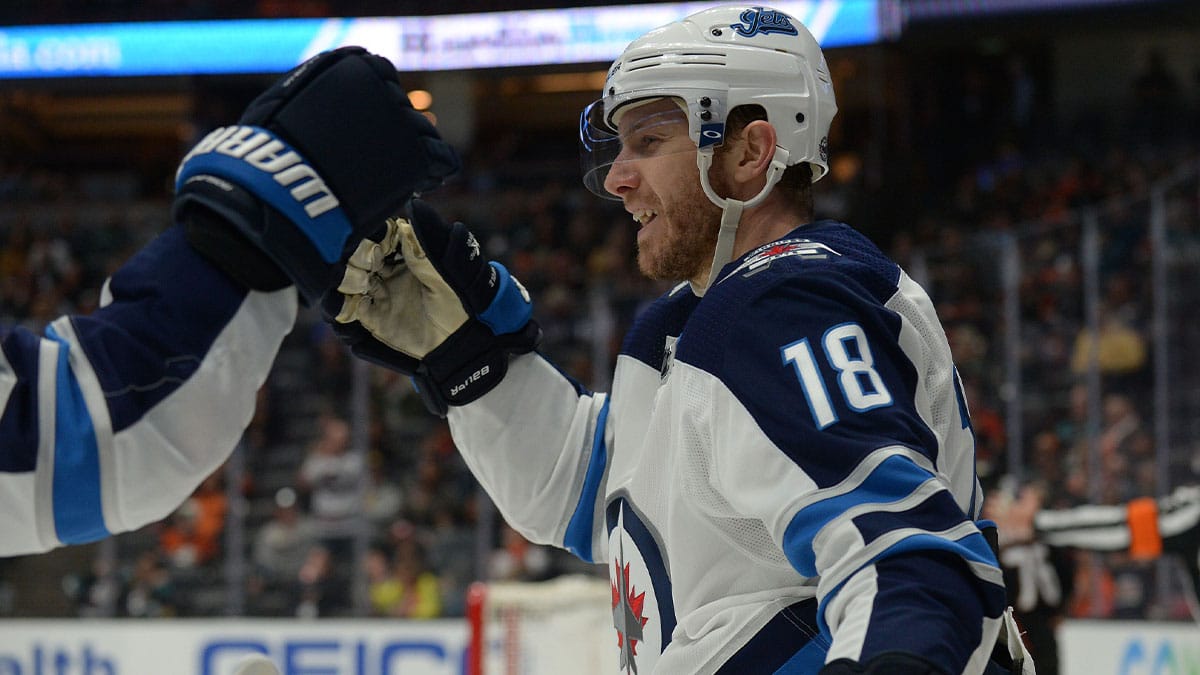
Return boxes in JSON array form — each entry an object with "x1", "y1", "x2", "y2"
[
  {"x1": 720, "y1": 238, "x2": 842, "y2": 283},
  {"x1": 612, "y1": 560, "x2": 649, "y2": 673},
  {"x1": 760, "y1": 243, "x2": 805, "y2": 258}
]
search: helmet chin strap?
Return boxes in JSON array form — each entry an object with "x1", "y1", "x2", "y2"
[{"x1": 691, "y1": 147, "x2": 790, "y2": 296}]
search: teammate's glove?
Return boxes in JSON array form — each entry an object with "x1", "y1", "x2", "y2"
[
  {"x1": 173, "y1": 46, "x2": 459, "y2": 304},
  {"x1": 324, "y1": 199, "x2": 541, "y2": 416}
]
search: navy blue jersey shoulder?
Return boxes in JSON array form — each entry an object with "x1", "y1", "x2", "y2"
[
  {"x1": 619, "y1": 284, "x2": 701, "y2": 371},
  {"x1": 674, "y1": 221, "x2": 940, "y2": 487},
  {"x1": 726, "y1": 220, "x2": 900, "y2": 303},
  {"x1": 0, "y1": 227, "x2": 249, "y2": 472},
  {"x1": 71, "y1": 226, "x2": 250, "y2": 433},
  {"x1": 676, "y1": 220, "x2": 901, "y2": 374}
]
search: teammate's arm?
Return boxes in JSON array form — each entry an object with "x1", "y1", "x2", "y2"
[
  {"x1": 0, "y1": 229, "x2": 294, "y2": 556},
  {"x1": 0, "y1": 46, "x2": 456, "y2": 556}
]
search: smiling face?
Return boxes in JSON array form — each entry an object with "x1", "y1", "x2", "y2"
[{"x1": 602, "y1": 98, "x2": 725, "y2": 285}]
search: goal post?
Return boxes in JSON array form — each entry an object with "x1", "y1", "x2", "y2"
[{"x1": 465, "y1": 575, "x2": 619, "y2": 675}]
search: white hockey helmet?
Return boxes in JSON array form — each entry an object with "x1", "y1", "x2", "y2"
[
  {"x1": 578, "y1": 5, "x2": 838, "y2": 295},
  {"x1": 579, "y1": 4, "x2": 838, "y2": 200}
]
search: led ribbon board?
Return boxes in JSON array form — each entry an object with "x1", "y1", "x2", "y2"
[{"x1": 0, "y1": 1, "x2": 884, "y2": 79}]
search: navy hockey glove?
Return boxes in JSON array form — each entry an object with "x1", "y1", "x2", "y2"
[
  {"x1": 325, "y1": 199, "x2": 541, "y2": 416},
  {"x1": 173, "y1": 46, "x2": 459, "y2": 304}
]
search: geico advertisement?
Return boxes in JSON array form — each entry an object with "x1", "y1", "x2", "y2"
[
  {"x1": 1060, "y1": 620, "x2": 1200, "y2": 675},
  {"x1": 0, "y1": 619, "x2": 469, "y2": 675}
]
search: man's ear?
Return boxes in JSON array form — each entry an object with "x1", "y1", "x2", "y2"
[{"x1": 728, "y1": 119, "x2": 777, "y2": 185}]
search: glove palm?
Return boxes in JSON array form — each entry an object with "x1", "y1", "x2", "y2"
[
  {"x1": 328, "y1": 200, "x2": 540, "y2": 415},
  {"x1": 335, "y1": 216, "x2": 471, "y2": 360}
]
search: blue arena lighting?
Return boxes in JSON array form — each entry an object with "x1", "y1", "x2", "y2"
[{"x1": 0, "y1": 1, "x2": 886, "y2": 79}]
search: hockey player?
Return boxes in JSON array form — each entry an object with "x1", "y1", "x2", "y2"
[
  {"x1": 327, "y1": 6, "x2": 1029, "y2": 674},
  {"x1": 0, "y1": 46, "x2": 457, "y2": 557}
]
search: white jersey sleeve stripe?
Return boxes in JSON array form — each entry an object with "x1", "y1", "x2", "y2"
[
  {"x1": 0, "y1": 340, "x2": 15, "y2": 417},
  {"x1": 34, "y1": 337, "x2": 63, "y2": 550},
  {"x1": 818, "y1": 523, "x2": 1002, "y2": 607}
]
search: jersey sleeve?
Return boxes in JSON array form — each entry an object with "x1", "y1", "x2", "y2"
[
  {"x1": 679, "y1": 270, "x2": 1006, "y2": 673},
  {"x1": 0, "y1": 225, "x2": 296, "y2": 555},
  {"x1": 447, "y1": 353, "x2": 610, "y2": 563}
]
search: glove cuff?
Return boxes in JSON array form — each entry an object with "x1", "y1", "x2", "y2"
[
  {"x1": 174, "y1": 168, "x2": 342, "y2": 305},
  {"x1": 415, "y1": 320, "x2": 542, "y2": 417},
  {"x1": 478, "y1": 262, "x2": 533, "y2": 335},
  {"x1": 183, "y1": 206, "x2": 291, "y2": 293},
  {"x1": 173, "y1": 126, "x2": 351, "y2": 304}
]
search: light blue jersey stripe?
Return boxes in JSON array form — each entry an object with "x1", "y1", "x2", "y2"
[
  {"x1": 563, "y1": 397, "x2": 609, "y2": 563},
  {"x1": 783, "y1": 454, "x2": 932, "y2": 576},
  {"x1": 774, "y1": 639, "x2": 828, "y2": 674},
  {"x1": 46, "y1": 325, "x2": 108, "y2": 544}
]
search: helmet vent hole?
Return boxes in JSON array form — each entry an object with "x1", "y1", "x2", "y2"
[
  {"x1": 795, "y1": 112, "x2": 806, "y2": 124},
  {"x1": 711, "y1": 28, "x2": 723, "y2": 36}
]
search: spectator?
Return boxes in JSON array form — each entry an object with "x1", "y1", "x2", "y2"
[
  {"x1": 251, "y1": 487, "x2": 317, "y2": 584},
  {"x1": 1069, "y1": 307, "x2": 1147, "y2": 383},
  {"x1": 158, "y1": 478, "x2": 226, "y2": 571},
  {"x1": 368, "y1": 524, "x2": 442, "y2": 619},
  {"x1": 1098, "y1": 393, "x2": 1152, "y2": 502},
  {"x1": 363, "y1": 452, "x2": 404, "y2": 528},
  {"x1": 364, "y1": 544, "x2": 395, "y2": 616},
  {"x1": 120, "y1": 551, "x2": 178, "y2": 618},
  {"x1": 62, "y1": 556, "x2": 122, "y2": 618},
  {"x1": 297, "y1": 412, "x2": 366, "y2": 560},
  {"x1": 488, "y1": 522, "x2": 554, "y2": 583},
  {"x1": 294, "y1": 544, "x2": 347, "y2": 618}
]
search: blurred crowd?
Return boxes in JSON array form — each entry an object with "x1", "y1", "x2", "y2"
[{"x1": 0, "y1": 36, "x2": 1198, "y2": 666}]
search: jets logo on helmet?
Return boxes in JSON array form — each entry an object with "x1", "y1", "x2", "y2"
[
  {"x1": 606, "y1": 60, "x2": 621, "y2": 84},
  {"x1": 731, "y1": 7, "x2": 799, "y2": 37}
]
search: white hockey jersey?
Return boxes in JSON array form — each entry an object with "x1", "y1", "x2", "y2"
[
  {"x1": 0, "y1": 226, "x2": 295, "y2": 556},
  {"x1": 450, "y1": 220, "x2": 1008, "y2": 674}
]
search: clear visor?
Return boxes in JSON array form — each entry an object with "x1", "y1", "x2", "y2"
[{"x1": 579, "y1": 96, "x2": 703, "y2": 200}]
